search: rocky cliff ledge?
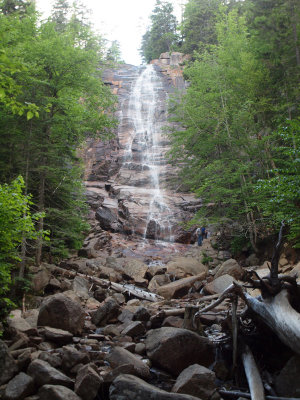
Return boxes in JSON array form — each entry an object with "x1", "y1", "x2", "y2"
[{"x1": 82, "y1": 53, "x2": 200, "y2": 256}]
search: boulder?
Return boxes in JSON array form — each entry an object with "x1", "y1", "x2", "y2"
[
  {"x1": 145, "y1": 327, "x2": 215, "y2": 375},
  {"x1": 167, "y1": 257, "x2": 208, "y2": 279},
  {"x1": 0, "y1": 339, "x2": 18, "y2": 385},
  {"x1": 157, "y1": 273, "x2": 206, "y2": 300},
  {"x1": 122, "y1": 258, "x2": 148, "y2": 283},
  {"x1": 39, "y1": 352, "x2": 62, "y2": 368},
  {"x1": 204, "y1": 274, "x2": 235, "y2": 295},
  {"x1": 43, "y1": 326, "x2": 73, "y2": 345},
  {"x1": 121, "y1": 321, "x2": 146, "y2": 337},
  {"x1": 214, "y1": 259, "x2": 243, "y2": 280},
  {"x1": 109, "y1": 374, "x2": 201, "y2": 400},
  {"x1": 75, "y1": 364, "x2": 103, "y2": 400},
  {"x1": 27, "y1": 359, "x2": 73, "y2": 388},
  {"x1": 172, "y1": 364, "x2": 217, "y2": 400},
  {"x1": 37, "y1": 293, "x2": 85, "y2": 335},
  {"x1": 4, "y1": 372, "x2": 35, "y2": 400},
  {"x1": 71, "y1": 276, "x2": 89, "y2": 300},
  {"x1": 133, "y1": 306, "x2": 151, "y2": 322},
  {"x1": 275, "y1": 355, "x2": 300, "y2": 396},
  {"x1": 162, "y1": 316, "x2": 183, "y2": 329},
  {"x1": 148, "y1": 274, "x2": 171, "y2": 292},
  {"x1": 96, "y1": 206, "x2": 121, "y2": 232},
  {"x1": 105, "y1": 346, "x2": 150, "y2": 379},
  {"x1": 91, "y1": 297, "x2": 120, "y2": 326},
  {"x1": 32, "y1": 267, "x2": 51, "y2": 292},
  {"x1": 7, "y1": 316, "x2": 37, "y2": 336},
  {"x1": 38, "y1": 384, "x2": 80, "y2": 400},
  {"x1": 61, "y1": 346, "x2": 89, "y2": 371}
]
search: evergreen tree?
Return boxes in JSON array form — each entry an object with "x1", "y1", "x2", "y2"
[{"x1": 140, "y1": 0, "x2": 179, "y2": 62}]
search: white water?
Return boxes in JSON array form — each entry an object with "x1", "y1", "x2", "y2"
[{"x1": 126, "y1": 65, "x2": 174, "y2": 242}]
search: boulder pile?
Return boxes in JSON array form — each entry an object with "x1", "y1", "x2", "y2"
[{"x1": 1, "y1": 237, "x2": 299, "y2": 400}]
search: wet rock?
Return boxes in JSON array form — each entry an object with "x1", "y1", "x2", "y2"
[
  {"x1": 166, "y1": 257, "x2": 208, "y2": 279},
  {"x1": 96, "y1": 206, "x2": 121, "y2": 232},
  {"x1": 4, "y1": 372, "x2": 35, "y2": 400},
  {"x1": 27, "y1": 359, "x2": 73, "y2": 388},
  {"x1": 105, "y1": 346, "x2": 150, "y2": 379},
  {"x1": 74, "y1": 364, "x2": 103, "y2": 400},
  {"x1": 37, "y1": 293, "x2": 85, "y2": 335},
  {"x1": 204, "y1": 274, "x2": 235, "y2": 295},
  {"x1": 0, "y1": 339, "x2": 18, "y2": 384},
  {"x1": 43, "y1": 326, "x2": 73, "y2": 345},
  {"x1": 145, "y1": 327, "x2": 215, "y2": 375},
  {"x1": 275, "y1": 355, "x2": 300, "y2": 396},
  {"x1": 172, "y1": 364, "x2": 217, "y2": 400},
  {"x1": 91, "y1": 297, "x2": 120, "y2": 326},
  {"x1": 61, "y1": 346, "x2": 89, "y2": 371},
  {"x1": 121, "y1": 321, "x2": 146, "y2": 337},
  {"x1": 109, "y1": 374, "x2": 201, "y2": 400},
  {"x1": 38, "y1": 384, "x2": 80, "y2": 400},
  {"x1": 214, "y1": 259, "x2": 244, "y2": 280},
  {"x1": 157, "y1": 273, "x2": 206, "y2": 300}
]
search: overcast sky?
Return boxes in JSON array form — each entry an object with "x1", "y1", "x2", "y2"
[{"x1": 35, "y1": 0, "x2": 185, "y2": 65}]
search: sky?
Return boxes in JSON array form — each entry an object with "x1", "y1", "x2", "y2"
[{"x1": 35, "y1": 0, "x2": 185, "y2": 66}]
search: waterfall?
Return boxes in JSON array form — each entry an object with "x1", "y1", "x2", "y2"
[{"x1": 122, "y1": 64, "x2": 173, "y2": 242}]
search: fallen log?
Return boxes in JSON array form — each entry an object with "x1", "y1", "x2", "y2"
[{"x1": 47, "y1": 265, "x2": 164, "y2": 302}]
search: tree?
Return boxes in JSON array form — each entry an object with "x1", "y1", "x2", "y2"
[
  {"x1": 0, "y1": 176, "x2": 43, "y2": 304},
  {"x1": 180, "y1": 0, "x2": 221, "y2": 54},
  {"x1": 106, "y1": 40, "x2": 124, "y2": 65},
  {"x1": 140, "y1": 0, "x2": 179, "y2": 62}
]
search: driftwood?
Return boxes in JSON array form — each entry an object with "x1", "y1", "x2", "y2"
[
  {"x1": 48, "y1": 265, "x2": 164, "y2": 302},
  {"x1": 242, "y1": 345, "x2": 265, "y2": 400}
]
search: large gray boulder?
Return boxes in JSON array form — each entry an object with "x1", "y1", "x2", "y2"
[
  {"x1": 38, "y1": 384, "x2": 80, "y2": 400},
  {"x1": 172, "y1": 364, "x2": 217, "y2": 400},
  {"x1": 37, "y1": 293, "x2": 85, "y2": 335},
  {"x1": 27, "y1": 359, "x2": 73, "y2": 388},
  {"x1": 4, "y1": 372, "x2": 35, "y2": 400},
  {"x1": 145, "y1": 327, "x2": 214, "y2": 376},
  {"x1": 0, "y1": 340, "x2": 18, "y2": 385},
  {"x1": 214, "y1": 259, "x2": 243, "y2": 280},
  {"x1": 109, "y1": 374, "x2": 201, "y2": 400}
]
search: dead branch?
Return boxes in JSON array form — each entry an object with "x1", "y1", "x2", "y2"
[{"x1": 242, "y1": 344, "x2": 265, "y2": 400}]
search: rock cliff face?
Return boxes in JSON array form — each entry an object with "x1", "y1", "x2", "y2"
[{"x1": 83, "y1": 53, "x2": 200, "y2": 250}]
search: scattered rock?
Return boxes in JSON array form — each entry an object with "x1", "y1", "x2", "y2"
[
  {"x1": 214, "y1": 259, "x2": 244, "y2": 280},
  {"x1": 0, "y1": 340, "x2": 18, "y2": 385},
  {"x1": 204, "y1": 274, "x2": 235, "y2": 295},
  {"x1": 105, "y1": 346, "x2": 150, "y2": 379},
  {"x1": 166, "y1": 257, "x2": 208, "y2": 279},
  {"x1": 61, "y1": 346, "x2": 89, "y2": 371},
  {"x1": 172, "y1": 364, "x2": 217, "y2": 400},
  {"x1": 145, "y1": 327, "x2": 215, "y2": 375},
  {"x1": 4, "y1": 372, "x2": 35, "y2": 400},
  {"x1": 38, "y1": 384, "x2": 80, "y2": 400},
  {"x1": 148, "y1": 274, "x2": 171, "y2": 292},
  {"x1": 121, "y1": 321, "x2": 146, "y2": 337},
  {"x1": 74, "y1": 364, "x2": 103, "y2": 400},
  {"x1": 109, "y1": 374, "x2": 201, "y2": 400},
  {"x1": 91, "y1": 297, "x2": 120, "y2": 326},
  {"x1": 43, "y1": 326, "x2": 73, "y2": 345},
  {"x1": 71, "y1": 276, "x2": 90, "y2": 300},
  {"x1": 27, "y1": 359, "x2": 73, "y2": 388},
  {"x1": 37, "y1": 293, "x2": 85, "y2": 335}
]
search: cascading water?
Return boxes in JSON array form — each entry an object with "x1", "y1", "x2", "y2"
[{"x1": 122, "y1": 64, "x2": 174, "y2": 242}]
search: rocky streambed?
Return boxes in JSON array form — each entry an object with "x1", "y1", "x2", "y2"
[{"x1": 1, "y1": 237, "x2": 300, "y2": 400}]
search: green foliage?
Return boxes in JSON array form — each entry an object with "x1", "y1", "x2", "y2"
[
  {"x1": 106, "y1": 40, "x2": 124, "y2": 65},
  {"x1": 201, "y1": 251, "x2": 213, "y2": 265},
  {"x1": 140, "y1": 0, "x2": 179, "y2": 62},
  {"x1": 0, "y1": 176, "x2": 42, "y2": 301},
  {"x1": 255, "y1": 120, "x2": 300, "y2": 246},
  {"x1": 0, "y1": 2, "x2": 116, "y2": 261}
]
